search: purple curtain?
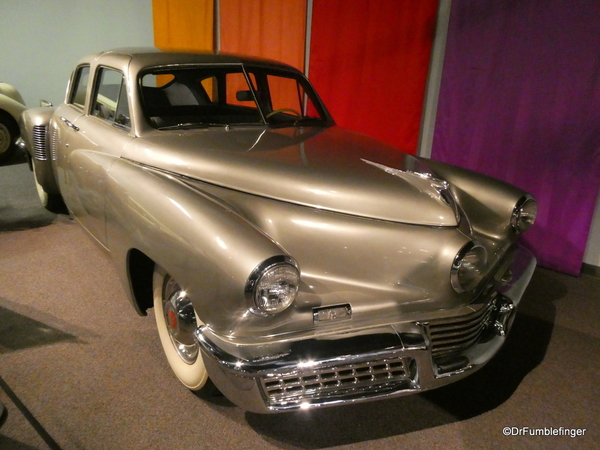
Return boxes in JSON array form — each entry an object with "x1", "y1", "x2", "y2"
[{"x1": 432, "y1": 0, "x2": 600, "y2": 275}]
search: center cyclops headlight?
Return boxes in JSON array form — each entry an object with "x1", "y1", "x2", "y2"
[
  {"x1": 511, "y1": 194, "x2": 537, "y2": 234},
  {"x1": 451, "y1": 241, "x2": 488, "y2": 293},
  {"x1": 246, "y1": 256, "x2": 300, "y2": 315}
]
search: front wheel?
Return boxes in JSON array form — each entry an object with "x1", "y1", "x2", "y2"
[{"x1": 153, "y1": 264, "x2": 212, "y2": 392}]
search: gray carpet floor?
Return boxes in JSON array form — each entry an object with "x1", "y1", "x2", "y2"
[{"x1": 0, "y1": 162, "x2": 598, "y2": 450}]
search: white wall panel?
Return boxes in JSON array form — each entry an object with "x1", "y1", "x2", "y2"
[{"x1": 0, "y1": 0, "x2": 153, "y2": 107}]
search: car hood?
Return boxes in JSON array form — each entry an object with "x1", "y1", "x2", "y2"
[{"x1": 122, "y1": 126, "x2": 458, "y2": 226}]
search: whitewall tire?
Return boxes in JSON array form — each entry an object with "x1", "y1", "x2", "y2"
[{"x1": 153, "y1": 264, "x2": 210, "y2": 391}]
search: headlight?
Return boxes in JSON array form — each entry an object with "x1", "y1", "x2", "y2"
[
  {"x1": 511, "y1": 195, "x2": 537, "y2": 234},
  {"x1": 451, "y1": 242, "x2": 488, "y2": 293},
  {"x1": 246, "y1": 256, "x2": 300, "y2": 315}
]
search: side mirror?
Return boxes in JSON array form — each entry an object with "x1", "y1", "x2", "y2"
[{"x1": 115, "y1": 113, "x2": 130, "y2": 127}]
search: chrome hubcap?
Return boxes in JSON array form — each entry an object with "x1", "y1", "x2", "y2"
[{"x1": 162, "y1": 276, "x2": 199, "y2": 364}]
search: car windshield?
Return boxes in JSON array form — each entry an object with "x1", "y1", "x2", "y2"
[{"x1": 139, "y1": 64, "x2": 330, "y2": 130}]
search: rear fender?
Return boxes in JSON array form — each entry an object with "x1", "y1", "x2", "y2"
[
  {"x1": 0, "y1": 82, "x2": 25, "y2": 104},
  {"x1": 0, "y1": 100, "x2": 26, "y2": 123},
  {"x1": 0, "y1": 86, "x2": 26, "y2": 120},
  {"x1": 105, "y1": 159, "x2": 289, "y2": 331}
]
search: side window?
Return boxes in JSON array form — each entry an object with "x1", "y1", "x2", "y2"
[
  {"x1": 199, "y1": 76, "x2": 218, "y2": 102},
  {"x1": 69, "y1": 66, "x2": 90, "y2": 109},
  {"x1": 92, "y1": 67, "x2": 130, "y2": 128},
  {"x1": 267, "y1": 75, "x2": 302, "y2": 112}
]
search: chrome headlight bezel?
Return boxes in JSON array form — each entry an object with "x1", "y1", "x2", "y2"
[
  {"x1": 245, "y1": 255, "x2": 300, "y2": 316},
  {"x1": 451, "y1": 241, "x2": 488, "y2": 293},
  {"x1": 511, "y1": 195, "x2": 537, "y2": 234}
]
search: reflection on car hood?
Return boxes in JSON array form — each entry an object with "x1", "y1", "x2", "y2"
[{"x1": 123, "y1": 126, "x2": 458, "y2": 226}]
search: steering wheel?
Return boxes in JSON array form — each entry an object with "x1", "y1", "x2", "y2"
[{"x1": 265, "y1": 108, "x2": 302, "y2": 119}]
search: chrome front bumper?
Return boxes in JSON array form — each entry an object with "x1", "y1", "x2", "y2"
[{"x1": 195, "y1": 246, "x2": 536, "y2": 414}]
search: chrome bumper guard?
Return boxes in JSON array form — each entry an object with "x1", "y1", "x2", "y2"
[{"x1": 195, "y1": 246, "x2": 536, "y2": 413}]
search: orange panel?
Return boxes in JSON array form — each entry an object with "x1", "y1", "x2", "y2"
[
  {"x1": 219, "y1": 0, "x2": 307, "y2": 71},
  {"x1": 153, "y1": 0, "x2": 214, "y2": 52}
]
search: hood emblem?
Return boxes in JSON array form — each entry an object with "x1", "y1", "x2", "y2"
[
  {"x1": 361, "y1": 159, "x2": 449, "y2": 191},
  {"x1": 313, "y1": 304, "x2": 352, "y2": 324}
]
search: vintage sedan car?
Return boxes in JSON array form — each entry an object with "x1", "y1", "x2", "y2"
[
  {"x1": 20, "y1": 48, "x2": 537, "y2": 413},
  {"x1": 0, "y1": 81, "x2": 26, "y2": 162}
]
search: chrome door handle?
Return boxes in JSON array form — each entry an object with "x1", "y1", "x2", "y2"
[{"x1": 60, "y1": 116, "x2": 79, "y2": 132}]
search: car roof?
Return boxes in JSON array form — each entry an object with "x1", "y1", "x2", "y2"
[{"x1": 80, "y1": 47, "x2": 301, "y2": 74}]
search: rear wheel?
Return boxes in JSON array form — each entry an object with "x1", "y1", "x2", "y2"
[
  {"x1": 0, "y1": 111, "x2": 18, "y2": 163},
  {"x1": 153, "y1": 264, "x2": 213, "y2": 392}
]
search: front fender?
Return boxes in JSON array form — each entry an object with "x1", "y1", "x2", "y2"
[
  {"x1": 418, "y1": 157, "x2": 530, "y2": 242},
  {"x1": 105, "y1": 158, "x2": 289, "y2": 334},
  {"x1": 19, "y1": 107, "x2": 62, "y2": 195}
]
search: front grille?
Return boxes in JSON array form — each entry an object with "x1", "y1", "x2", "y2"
[
  {"x1": 32, "y1": 125, "x2": 48, "y2": 160},
  {"x1": 428, "y1": 299, "x2": 497, "y2": 359},
  {"x1": 261, "y1": 356, "x2": 415, "y2": 408}
]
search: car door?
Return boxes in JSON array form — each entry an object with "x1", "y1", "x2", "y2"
[
  {"x1": 53, "y1": 64, "x2": 88, "y2": 210},
  {"x1": 57, "y1": 65, "x2": 134, "y2": 248}
]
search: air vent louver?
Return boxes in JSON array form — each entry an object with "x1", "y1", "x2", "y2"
[{"x1": 32, "y1": 125, "x2": 48, "y2": 161}]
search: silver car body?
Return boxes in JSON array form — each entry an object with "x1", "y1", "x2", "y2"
[{"x1": 20, "y1": 48, "x2": 536, "y2": 413}]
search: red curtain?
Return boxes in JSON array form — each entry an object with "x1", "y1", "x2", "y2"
[{"x1": 308, "y1": 0, "x2": 438, "y2": 154}]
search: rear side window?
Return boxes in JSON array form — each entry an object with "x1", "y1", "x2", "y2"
[
  {"x1": 69, "y1": 66, "x2": 90, "y2": 109},
  {"x1": 91, "y1": 67, "x2": 130, "y2": 128}
]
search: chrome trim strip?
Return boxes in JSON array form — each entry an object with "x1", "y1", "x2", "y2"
[
  {"x1": 50, "y1": 127, "x2": 58, "y2": 161},
  {"x1": 60, "y1": 116, "x2": 79, "y2": 132},
  {"x1": 195, "y1": 327, "x2": 407, "y2": 377}
]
